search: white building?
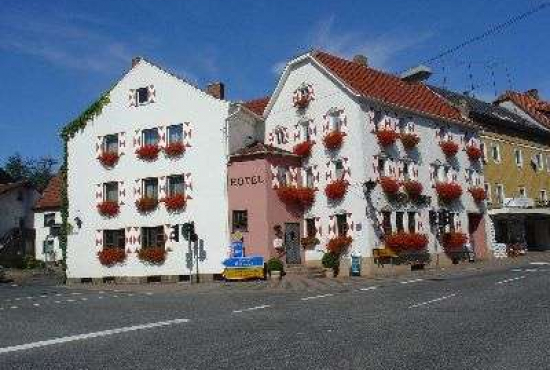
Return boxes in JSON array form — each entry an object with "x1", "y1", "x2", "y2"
[{"x1": 34, "y1": 175, "x2": 63, "y2": 262}]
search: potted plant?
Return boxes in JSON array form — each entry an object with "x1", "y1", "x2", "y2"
[
  {"x1": 301, "y1": 236, "x2": 320, "y2": 249},
  {"x1": 327, "y1": 235, "x2": 352, "y2": 255},
  {"x1": 99, "y1": 151, "x2": 119, "y2": 167},
  {"x1": 440, "y1": 140, "x2": 459, "y2": 157},
  {"x1": 442, "y1": 231, "x2": 468, "y2": 264},
  {"x1": 135, "y1": 197, "x2": 158, "y2": 213},
  {"x1": 400, "y1": 132, "x2": 420, "y2": 149},
  {"x1": 469, "y1": 187, "x2": 486, "y2": 203},
  {"x1": 435, "y1": 182, "x2": 463, "y2": 202},
  {"x1": 164, "y1": 141, "x2": 185, "y2": 157},
  {"x1": 136, "y1": 144, "x2": 160, "y2": 160},
  {"x1": 97, "y1": 200, "x2": 120, "y2": 217},
  {"x1": 137, "y1": 247, "x2": 167, "y2": 264},
  {"x1": 293, "y1": 141, "x2": 314, "y2": 157},
  {"x1": 97, "y1": 248, "x2": 126, "y2": 266},
  {"x1": 403, "y1": 180, "x2": 423, "y2": 199},
  {"x1": 380, "y1": 176, "x2": 400, "y2": 195},
  {"x1": 323, "y1": 131, "x2": 345, "y2": 150},
  {"x1": 466, "y1": 145, "x2": 483, "y2": 161},
  {"x1": 267, "y1": 257, "x2": 284, "y2": 280},
  {"x1": 376, "y1": 129, "x2": 399, "y2": 147},
  {"x1": 325, "y1": 179, "x2": 348, "y2": 200},
  {"x1": 322, "y1": 252, "x2": 339, "y2": 277},
  {"x1": 164, "y1": 193, "x2": 186, "y2": 211}
]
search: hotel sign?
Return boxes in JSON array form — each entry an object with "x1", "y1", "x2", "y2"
[{"x1": 229, "y1": 175, "x2": 264, "y2": 187}]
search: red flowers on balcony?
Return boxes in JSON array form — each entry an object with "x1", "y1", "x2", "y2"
[
  {"x1": 276, "y1": 186, "x2": 316, "y2": 208},
  {"x1": 466, "y1": 145, "x2": 483, "y2": 161},
  {"x1": 469, "y1": 187, "x2": 486, "y2": 203},
  {"x1": 323, "y1": 131, "x2": 345, "y2": 150},
  {"x1": 293, "y1": 141, "x2": 314, "y2": 157},
  {"x1": 137, "y1": 247, "x2": 166, "y2": 264},
  {"x1": 97, "y1": 248, "x2": 126, "y2": 266},
  {"x1": 435, "y1": 182, "x2": 463, "y2": 202},
  {"x1": 327, "y1": 235, "x2": 352, "y2": 254},
  {"x1": 135, "y1": 197, "x2": 158, "y2": 213},
  {"x1": 400, "y1": 133, "x2": 420, "y2": 149},
  {"x1": 97, "y1": 201, "x2": 120, "y2": 217},
  {"x1": 403, "y1": 180, "x2": 423, "y2": 198},
  {"x1": 99, "y1": 151, "x2": 119, "y2": 167},
  {"x1": 376, "y1": 129, "x2": 399, "y2": 147},
  {"x1": 442, "y1": 232, "x2": 468, "y2": 252},
  {"x1": 136, "y1": 144, "x2": 160, "y2": 160},
  {"x1": 440, "y1": 140, "x2": 459, "y2": 157},
  {"x1": 380, "y1": 176, "x2": 400, "y2": 195},
  {"x1": 164, "y1": 194, "x2": 186, "y2": 211},
  {"x1": 325, "y1": 179, "x2": 348, "y2": 200},
  {"x1": 385, "y1": 232, "x2": 428, "y2": 253},
  {"x1": 164, "y1": 141, "x2": 185, "y2": 157}
]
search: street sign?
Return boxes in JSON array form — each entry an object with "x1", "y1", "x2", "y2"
[
  {"x1": 223, "y1": 267, "x2": 264, "y2": 280},
  {"x1": 222, "y1": 256, "x2": 264, "y2": 268},
  {"x1": 231, "y1": 241, "x2": 244, "y2": 258}
]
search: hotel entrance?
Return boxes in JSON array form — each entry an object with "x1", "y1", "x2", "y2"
[{"x1": 284, "y1": 222, "x2": 301, "y2": 264}]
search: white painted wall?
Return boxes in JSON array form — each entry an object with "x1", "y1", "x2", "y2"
[
  {"x1": 34, "y1": 210, "x2": 62, "y2": 262},
  {"x1": 66, "y1": 60, "x2": 231, "y2": 279}
]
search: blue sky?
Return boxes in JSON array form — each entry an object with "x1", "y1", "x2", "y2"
[{"x1": 0, "y1": 0, "x2": 548, "y2": 163}]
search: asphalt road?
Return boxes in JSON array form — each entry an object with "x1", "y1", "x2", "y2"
[{"x1": 0, "y1": 262, "x2": 549, "y2": 369}]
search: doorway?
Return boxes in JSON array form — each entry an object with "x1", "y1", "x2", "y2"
[
  {"x1": 284, "y1": 223, "x2": 301, "y2": 265},
  {"x1": 468, "y1": 213, "x2": 487, "y2": 259}
]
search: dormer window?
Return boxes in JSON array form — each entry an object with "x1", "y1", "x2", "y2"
[
  {"x1": 275, "y1": 127, "x2": 286, "y2": 145},
  {"x1": 137, "y1": 87, "x2": 148, "y2": 105}
]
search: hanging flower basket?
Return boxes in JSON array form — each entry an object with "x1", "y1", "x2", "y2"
[
  {"x1": 323, "y1": 131, "x2": 345, "y2": 150},
  {"x1": 435, "y1": 182, "x2": 463, "y2": 202},
  {"x1": 136, "y1": 144, "x2": 160, "y2": 160},
  {"x1": 327, "y1": 235, "x2": 352, "y2": 254},
  {"x1": 135, "y1": 197, "x2": 158, "y2": 213},
  {"x1": 99, "y1": 151, "x2": 119, "y2": 167},
  {"x1": 325, "y1": 179, "x2": 348, "y2": 200},
  {"x1": 442, "y1": 232, "x2": 468, "y2": 252},
  {"x1": 301, "y1": 236, "x2": 320, "y2": 249},
  {"x1": 385, "y1": 232, "x2": 428, "y2": 253},
  {"x1": 276, "y1": 186, "x2": 315, "y2": 208},
  {"x1": 164, "y1": 141, "x2": 185, "y2": 157},
  {"x1": 466, "y1": 145, "x2": 483, "y2": 161},
  {"x1": 293, "y1": 141, "x2": 314, "y2": 157},
  {"x1": 440, "y1": 140, "x2": 459, "y2": 157},
  {"x1": 403, "y1": 180, "x2": 423, "y2": 198},
  {"x1": 137, "y1": 247, "x2": 166, "y2": 264},
  {"x1": 376, "y1": 129, "x2": 399, "y2": 147},
  {"x1": 469, "y1": 187, "x2": 486, "y2": 203},
  {"x1": 400, "y1": 133, "x2": 420, "y2": 149},
  {"x1": 97, "y1": 200, "x2": 120, "y2": 217},
  {"x1": 97, "y1": 248, "x2": 126, "y2": 266},
  {"x1": 164, "y1": 194, "x2": 186, "y2": 211},
  {"x1": 380, "y1": 176, "x2": 400, "y2": 195}
]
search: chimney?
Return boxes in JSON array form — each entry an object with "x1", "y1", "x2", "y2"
[
  {"x1": 131, "y1": 57, "x2": 142, "y2": 68},
  {"x1": 206, "y1": 82, "x2": 225, "y2": 100},
  {"x1": 525, "y1": 89, "x2": 539, "y2": 100},
  {"x1": 353, "y1": 54, "x2": 368, "y2": 67},
  {"x1": 400, "y1": 65, "x2": 432, "y2": 83}
]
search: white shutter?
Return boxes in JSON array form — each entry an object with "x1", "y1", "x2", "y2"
[
  {"x1": 125, "y1": 227, "x2": 133, "y2": 252},
  {"x1": 267, "y1": 131, "x2": 274, "y2": 145},
  {"x1": 322, "y1": 113, "x2": 330, "y2": 133},
  {"x1": 346, "y1": 213, "x2": 354, "y2": 238},
  {"x1": 308, "y1": 120, "x2": 317, "y2": 140},
  {"x1": 147, "y1": 85, "x2": 156, "y2": 103},
  {"x1": 96, "y1": 136, "x2": 103, "y2": 158},
  {"x1": 314, "y1": 217, "x2": 322, "y2": 238},
  {"x1": 390, "y1": 212, "x2": 397, "y2": 233},
  {"x1": 376, "y1": 211, "x2": 385, "y2": 235},
  {"x1": 451, "y1": 169, "x2": 458, "y2": 183},
  {"x1": 416, "y1": 212, "x2": 425, "y2": 233},
  {"x1": 289, "y1": 167, "x2": 298, "y2": 187},
  {"x1": 293, "y1": 124, "x2": 301, "y2": 143},
  {"x1": 429, "y1": 166, "x2": 436, "y2": 186},
  {"x1": 325, "y1": 161, "x2": 333, "y2": 182},
  {"x1": 133, "y1": 130, "x2": 142, "y2": 150},
  {"x1": 340, "y1": 111, "x2": 348, "y2": 134},
  {"x1": 312, "y1": 165, "x2": 320, "y2": 189},
  {"x1": 183, "y1": 122, "x2": 193, "y2": 148},
  {"x1": 128, "y1": 89, "x2": 137, "y2": 107},
  {"x1": 134, "y1": 179, "x2": 142, "y2": 198},
  {"x1": 118, "y1": 181, "x2": 126, "y2": 205},
  {"x1": 371, "y1": 155, "x2": 380, "y2": 182},
  {"x1": 164, "y1": 224, "x2": 172, "y2": 247},
  {"x1": 96, "y1": 184, "x2": 104, "y2": 203},
  {"x1": 397, "y1": 161, "x2": 404, "y2": 181},
  {"x1": 454, "y1": 213, "x2": 462, "y2": 232},
  {"x1": 135, "y1": 227, "x2": 142, "y2": 250},
  {"x1": 270, "y1": 165, "x2": 279, "y2": 188},
  {"x1": 342, "y1": 157, "x2": 351, "y2": 182},
  {"x1": 158, "y1": 126, "x2": 166, "y2": 148},
  {"x1": 95, "y1": 230, "x2": 103, "y2": 252},
  {"x1": 118, "y1": 132, "x2": 126, "y2": 155},
  {"x1": 158, "y1": 177, "x2": 166, "y2": 199},
  {"x1": 367, "y1": 108, "x2": 376, "y2": 132},
  {"x1": 328, "y1": 216, "x2": 336, "y2": 238},
  {"x1": 184, "y1": 173, "x2": 193, "y2": 200}
]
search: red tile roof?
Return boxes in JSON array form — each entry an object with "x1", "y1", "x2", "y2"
[
  {"x1": 495, "y1": 90, "x2": 550, "y2": 128},
  {"x1": 311, "y1": 51, "x2": 465, "y2": 124},
  {"x1": 0, "y1": 181, "x2": 30, "y2": 196},
  {"x1": 34, "y1": 175, "x2": 62, "y2": 211},
  {"x1": 242, "y1": 96, "x2": 270, "y2": 116}
]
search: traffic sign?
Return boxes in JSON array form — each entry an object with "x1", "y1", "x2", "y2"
[
  {"x1": 231, "y1": 241, "x2": 244, "y2": 258},
  {"x1": 222, "y1": 256, "x2": 264, "y2": 268}
]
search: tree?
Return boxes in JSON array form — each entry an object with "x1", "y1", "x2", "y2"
[{"x1": 2, "y1": 153, "x2": 58, "y2": 192}]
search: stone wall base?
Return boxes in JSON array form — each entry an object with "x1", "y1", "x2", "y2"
[{"x1": 66, "y1": 274, "x2": 215, "y2": 285}]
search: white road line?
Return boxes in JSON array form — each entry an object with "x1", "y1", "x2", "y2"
[
  {"x1": 409, "y1": 294, "x2": 457, "y2": 308},
  {"x1": 525, "y1": 268, "x2": 538, "y2": 272},
  {"x1": 54, "y1": 301, "x2": 61, "y2": 304},
  {"x1": 511, "y1": 268, "x2": 523, "y2": 272},
  {"x1": 497, "y1": 276, "x2": 525, "y2": 284},
  {"x1": 401, "y1": 278, "x2": 424, "y2": 284},
  {"x1": 10, "y1": 306, "x2": 18, "y2": 309},
  {"x1": 359, "y1": 286, "x2": 378, "y2": 291},
  {"x1": 0, "y1": 318, "x2": 190, "y2": 355},
  {"x1": 232, "y1": 305, "x2": 271, "y2": 313},
  {"x1": 301, "y1": 293, "x2": 334, "y2": 301},
  {"x1": 530, "y1": 262, "x2": 549, "y2": 265}
]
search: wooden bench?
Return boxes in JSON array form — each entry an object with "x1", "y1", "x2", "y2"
[{"x1": 373, "y1": 248, "x2": 398, "y2": 266}]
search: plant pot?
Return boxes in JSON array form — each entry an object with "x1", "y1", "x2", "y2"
[
  {"x1": 325, "y1": 268, "x2": 336, "y2": 278},
  {"x1": 270, "y1": 270, "x2": 282, "y2": 280}
]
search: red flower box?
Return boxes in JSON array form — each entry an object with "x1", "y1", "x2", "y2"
[
  {"x1": 400, "y1": 133, "x2": 420, "y2": 149},
  {"x1": 164, "y1": 142, "x2": 185, "y2": 157},
  {"x1": 435, "y1": 182, "x2": 463, "y2": 202},
  {"x1": 99, "y1": 151, "x2": 119, "y2": 167},
  {"x1": 376, "y1": 129, "x2": 399, "y2": 147},
  {"x1": 293, "y1": 141, "x2": 314, "y2": 157},
  {"x1": 294, "y1": 95, "x2": 310, "y2": 109},
  {"x1": 442, "y1": 232, "x2": 468, "y2": 252},
  {"x1": 97, "y1": 201, "x2": 120, "y2": 217},
  {"x1": 276, "y1": 186, "x2": 315, "y2": 208},
  {"x1": 440, "y1": 140, "x2": 459, "y2": 157},
  {"x1": 380, "y1": 176, "x2": 400, "y2": 195},
  {"x1": 325, "y1": 179, "x2": 348, "y2": 200},
  {"x1": 135, "y1": 197, "x2": 158, "y2": 213},
  {"x1": 164, "y1": 194, "x2": 186, "y2": 211},
  {"x1": 97, "y1": 248, "x2": 126, "y2": 266},
  {"x1": 403, "y1": 180, "x2": 423, "y2": 198},
  {"x1": 296, "y1": 187, "x2": 315, "y2": 207},
  {"x1": 327, "y1": 235, "x2": 352, "y2": 254},
  {"x1": 137, "y1": 247, "x2": 166, "y2": 264},
  {"x1": 136, "y1": 144, "x2": 160, "y2": 160},
  {"x1": 469, "y1": 187, "x2": 486, "y2": 202},
  {"x1": 323, "y1": 131, "x2": 345, "y2": 150},
  {"x1": 385, "y1": 232, "x2": 428, "y2": 252},
  {"x1": 466, "y1": 145, "x2": 483, "y2": 161}
]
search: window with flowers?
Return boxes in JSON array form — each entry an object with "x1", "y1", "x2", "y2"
[
  {"x1": 142, "y1": 128, "x2": 159, "y2": 146},
  {"x1": 141, "y1": 226, "x2": 165, "y2": 249},
  {"x1": 104, "y1": 229, "x2": 125, "y2": 249},
  {"x1": 277, "y1": 166, "x2": 289, "y2": 186},
  {"x1": 104, "y1": 182, "x2": 118, "y2": 203},
  {"x1": 103, "y1": 134, "x2": 118, "y2": 154},
  {"x1": 168, "y1": 175, "x2": 185, "y2": 196},
  {"x1": 143, "y1": 178, "x2": 159, "y2": 200}
]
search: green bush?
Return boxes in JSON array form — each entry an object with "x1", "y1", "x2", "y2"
[
  {"x1": 266, "y1": 258, "x2": 284, "y2": 272},
  {"x1": 321, "y1": 252, "x2": 339, "y2": 269},
  {"x1": 23, "y1": 256, "x2": 45, "y2": 269}
]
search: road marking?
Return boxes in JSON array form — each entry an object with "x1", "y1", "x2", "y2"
[
  {"x1": 497, "y1": 276, "x2": 525, "y2": 284},
  {"x1": 40, "y1": 295, "x2": 47, "y2": 298},
  {"x1": 232, "y1": 305, "x2": 271, "y2": 313},
  {"x1": 54, "y1": 301, "x2": 61, "y2": 304},
  {"x1": 401, "y1": 278, "x2": 424, "y2": 284},
  {"x1": 530, "y1": 262, "x2": 549, "y2": 265},
  {"x1": 0, "y1": 318, "x2": 190, "y2": 355},
  {"x1": 66, "y1": 299, "x2": 75, "y2": 302},
  {"x1": 10, "y1": 306, "x2": 18, "y2": 309},
  {"x1": 409, "y1": 294, "x2": 457, "y2": 308},
  {"x1": 359, "y1": 286, "x2": 377, "y2": 291},
  {"x1": 525, "y1": 268, "x2": 538, "y2": 272},
  {"x1": 301, "y1": 293, "x2": 334, "y2": 301},
  {"x1": 55, "y1": 293, "x2": 62, "y2": 297},
  {"x1": 511, "y1": 268, "x2": 523, "y2": 272},
  {"x1": 33, "y1": 303, "x2": 40, "y2": 307},
  {"x1": 80, "y1": 298, "x2": 88, "y2": 301}
]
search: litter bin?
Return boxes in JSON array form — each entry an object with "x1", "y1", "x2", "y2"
[{"x1": 351, "y1": 254, "x2": 361, "y2": 276}]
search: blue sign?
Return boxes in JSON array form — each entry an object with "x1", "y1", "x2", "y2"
[
  {"x1": 231, "y1": 241, "x2": 244, "y2": 258},
  {"x1": 222, "y1": 256, "x2": 264, "y2": 268},
  {"x1": 351, "y1": 255, "x2": 361, "y2": 276}
]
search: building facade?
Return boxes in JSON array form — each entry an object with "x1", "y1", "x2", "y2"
[{"x1": 34, "y1": 175, "x2": 63, "y2": 262}]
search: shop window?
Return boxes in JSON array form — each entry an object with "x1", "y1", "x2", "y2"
[
  {"x1": 103, "y1": 229, "x2": 125, "y2": 249},
  {"x1": 336, "y1": 214, "x2": 348, "y2": 236},
  {"x1": 143, "y1": 178, "x2": 158, "y2": 199},
  {"x1": 142, "y1": 128, "x2": 159, "y2": 146},
  {"x1": 44, "y1": 213, "x2": 56, "y2": 227},
  {"x1": 141, "y1": 226, "x2": 165, "y2": 248},
  {"x1": 167, "y1": 175, "x2": 185, "y2": 196},
  {"x1": 104, "y1": 182, "x2": 119, "y2": 202},
  {"x1": 305, "y1": 218, "x2": 316, "y2": 238},
  {"x1": 167, "y1": 124, "x2": 183, "y2": 144},
  {"x1": 103, "y1": 134, "x2": 119, "y2": 154},
  {"x1": 232, "y1": 210, "x2": 248, "y2": 232}
]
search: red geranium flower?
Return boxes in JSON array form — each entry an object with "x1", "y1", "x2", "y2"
[
  {"x1": 135, "y1": 197, "x2": 158, "y2": 213},
  {"x1": 293, "y1": 141, "x2": 314, "y2": 157},
  {"x1": 376, "y1": 129, "x2": 399, "y2": 147},
  {"x1": 99, "y1": 151, "x2": 119, "y2": 167},
  {"x1": 276, "y1": 186, "x2": 315, "y2": 208},
  {"x1": 327, "y1": 235, "x2": 352, "y2": 254},
  {"x1": 403, "y1": 180, "x2": 423, "y2": 198},
  {"x1": 469, "y1": 187, "x2": 486, "y2": 202},
  {"x1": 97, "y1": 201, "x2": 120, "y2": 217},
  {"x1": 385, "y1": 232, "x2": 428, "y2": 252},
  {"x1": 164, "y1": 193, "x2": 186, "y2": 211},
  {"x1": 325, "y1": 179, "x2": 348, "y2": 200},
  {"x1": 164, "y1": 141, "x2": 185, "y2": 157},
  {"x1": 323, "y1": 131, "x2": 345, "y2": 150},
  {"x1": 97, "y1": 248, "x2": 126, "y2": 266},
  {"x1": 380, "y1": 176, "x2": 400, "y2": 195},
  {"x1": 442, "y1": 232, "x2": 468, "y2": 252},
  {"x1": 440, "y1": 140, "x2": 459, "y2": 157},
  {"x1": 466, "y1": 145, "x2": 483, "y2": 161},
  {"x1": 137, "y1": 247, "x2": 167, "y2": 264},
  {"x1": 400, "y1": 133, "x2": 420, "y2": 149},
  {"x1": 435, "y1": 182, "x2": 463, "y2": 202},
  {"x1": 136, "y1": 144, "x2": 160, "y2": 160}
]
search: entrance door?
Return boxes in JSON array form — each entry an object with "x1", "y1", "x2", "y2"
[
  {"x1": 284, "y1": 223, "x2": 301, "y2": 265},
  {"x1": 468, "y1": 213, "x2": 486, "y2": 259}
]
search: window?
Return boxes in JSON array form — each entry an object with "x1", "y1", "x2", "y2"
[
  {"x1": 495, "y1": 184, "x2": 505, "y2": 204},
  {"x1": 277, "y1": 166, "x2": 288, "y2": 186},
  {"x1": 519, "y1": 187, "x2": 527, "y2": 198},
  {"x1": 540, "y1": 190, "x2": 547, "y2": 203},
  {"x1": 305, "y1": 218, "x2": 316, "y2": 238},
  {"x1": 301, "y1": 122, "x2": 310, "y2": 141},
  {"x1": 305, "y1": 167, "x2": 314, "y2": 188},
  {"x1": 484, "y1": 183, "x2": 491, "y2": 203},
  {"x1": 334, "y1": 160, "x2": 344, "y2": 179},
  {"x1": 329, "y1": 111, "x2": 341, "y2": 132},
  {"x1": 275, "y1": 127, "x2": 286, "y2": 145},
  {"x1": 514, "y1": 148, "x2": 523, "y2": 167},
  {"x1": 395, "y1": 212, "x2": 404, "y2": 233},
  {"x1": 141, "y1": 226, "x2": 165, "y2": 249},
  {"x1": 44, "y1": 213, "x2": 56, "y2": 227},
  {"x1": 167, "y1": 124, "x2": 183, "y2": 144},
  {"x1": 546, "y1": 156, "x2": 550, "y2": 173},
  {"x1": 491, "y1": 144, "x2": 501, "y2": 163},
  {"x1": 403, "y1": 162, "x2": 410, "y2": 181},
  {"x1": 103, "y1": 134, "x2": 119, "y2": 154},
  {"x1": 143, "y1": 178, "x2": 158, "y2": 199},
  {"x1": 103, "y1": 229, "x2": 125, "y2": 249},
  {"x1": 142, "y1": 128, "x2": 159, "y2": 146},
  {"x1": 167, "y1": 175, "x2": 185, "y2": 196},
  {"x1": 408, "y1": 212, "x2": 416, "y2": 233},
  {"x1": 382, "y1": 211, "x2": 391, "y2": 235},
  {"x1": 104, "y1": 182, "x2": 119, "y2": 202},
  {"x1": 232, "y1": 210, "x2": 248, "y2": 232},
  {"x1": 336, "y1": 214, "x2": 348, "y2": 236},
  {"x1": 535, "y1": 153, "x2": 544, "y2": 171},
  {"x1": 136, "y1": 87, "x2": 148, "y2": 105}
]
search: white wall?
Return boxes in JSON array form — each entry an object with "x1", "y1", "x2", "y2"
[
  {"x1": 66, "y1": 60, "x2": 231, "y2": 279},
  {"x1": 34, "y1": 210, "x2": 62, "y2": 261}
]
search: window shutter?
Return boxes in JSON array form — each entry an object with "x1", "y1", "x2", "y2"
[
  {"x1": 118, "y1": 132, "x2": 126, "y2": 156},
  {"x1": 158, "y1": 177, "x2": 166, "y2": 199},
  {"x1": 96, "y1": 136, "x2": 103, "y2": 158},
  {"x1": 96, "y1": 184, "x2": 104, "y2": 203},
  {"x1": 147, "y1": 85, "x2": 156, "y2": 103},
  {"x1": 325, "y1": 161, "x2": 333, "y2": 182},
  {"x1": 451, "y1": 169, "x2": 458, "y2": 183},
  {"x1": 312, "y1": 165, "x2": 320, "y2": 190},
  {"x1": 342, "y1": 157, "x2": 351, "y2": 182},
  {"x1": 308, "y1": 120, "x2": 317, "y2": 139},
  {"x1": 413, "y1": 163, "x2": 419, "y2": 180},
  {"x1": 346, "y1": 213, "x2": 354, "y2": 238},
  {"x1": 185, "y1": 173, "x2": 193, "y2": 200},
  {"x1": 283, "y1": 127, "x2": 290, "y2": 144},
  {"x1": 128, "y1": 89, "x2": 137, "y2": 107},
  {"x1": 390, "y1": 212, "x2": 397, "y2": 233},
  {"x1": 158, "y1": 126, "x2": 166, "y2": 148},
  {"x1": 322, "y1": 113, "x2": 330, "y2": 133},
  {"x1": 134, "y1": 179, "x2": 142, "y2": 198},
  {"x1": 118, "y1": 181, "x2": 126, "y2": 205},
  {"x1": 125, "y1": 227, "x2": 133, "y2": 252},
  {"x1": 328, "y1": 216, "x2": 336, "y2": 238},
  {"x1": 454, "y1": 213, "x2": 462, "y2": 232},
  {"x1": 397, "y1": 161, "x2": 404, "y2": 181},
  {"x1": 95, "y1": 230, "x2": 103, "y2": 252},
  {"x1": 134, "y1": 227, "x2": 141, "y2": 250},
  {"x1": 133, "y1": 130, "x2": 142, "y2": 150},
  {"x1": 370, "y1": 155, "x2": 380, "y2": 182},
  {"x1": 293, "y1": 124, "x2": 301, "y2": 142},
  {"x1": 367, "y1": 108, "x2": 376, "y2": 132},
  {"x1": 290, "y1": 167, "x2": 298, "y2": 186},
  {"x1": 314, "y1": 217, "x2": 322, "y2": 238},
  {"x1": 183, "y1": 122, "x2": 193, "y2": 148},
  {"x1": 416, "y1": 212, "x2": 425, "y2": 233},
  {"x1": 339, "y1": 110, "x2": 348, "y2": 134},
  {"x1": 376, "y1": 211, "x2": 385, "y2": 236},
  {"x1": 429, "y1": 166, "x2": 435, "y2": 186},
  {"x1": 164, "y1": 224, "x2": 172, "y2": 246},
  {"x1": 270, "y1": 165, "x2": 279, "y2": 188},
  {"x1": 267, "y1": 131, "x2": 274, "y2": 145}
]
